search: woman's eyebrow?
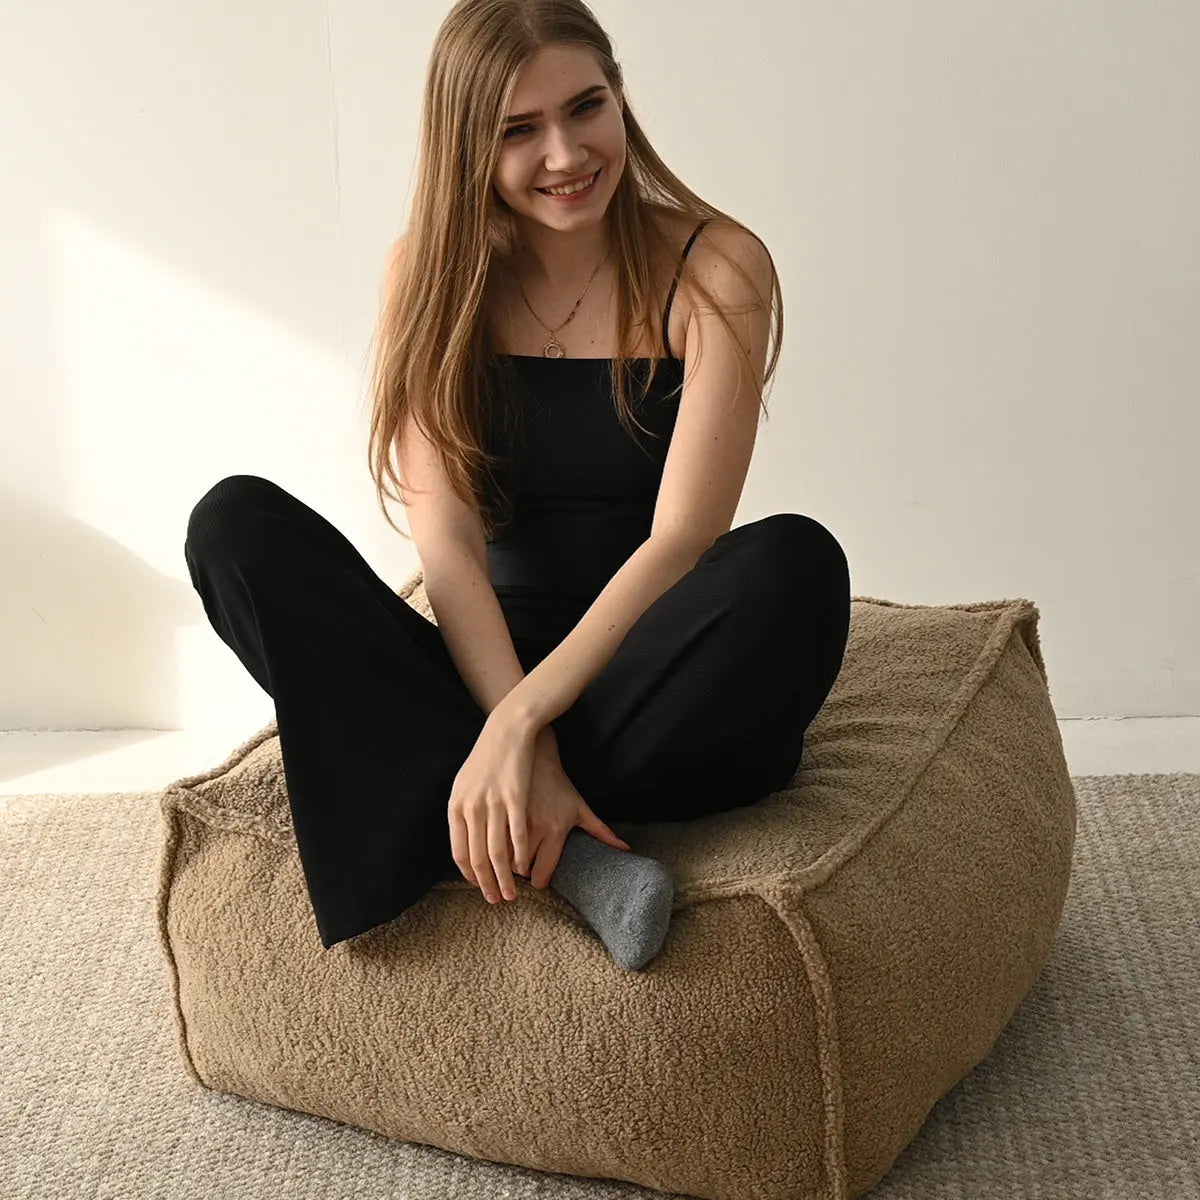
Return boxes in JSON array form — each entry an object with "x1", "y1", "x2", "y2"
[{"x1": 505, "y1": 84, "x2": 607, "y2": 124}]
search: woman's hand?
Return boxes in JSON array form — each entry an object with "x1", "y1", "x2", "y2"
[
  {"x1": 448, "y1": 711, "x2": 630, "y2": 904},
  {"x1": 447, "y1": 706, "x2": 539, "y2": 905}
]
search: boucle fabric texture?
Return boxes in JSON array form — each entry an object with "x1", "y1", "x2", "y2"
[{"x1": 156, "y1": 571, "x2": 1076, "y2": 1200}]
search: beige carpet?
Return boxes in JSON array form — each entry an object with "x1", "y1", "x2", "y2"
[{"x1": 2, "y1": 773, "x2": 1197, "y2": 1200}]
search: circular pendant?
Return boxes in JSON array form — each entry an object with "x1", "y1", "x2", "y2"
[{"x1": 543, "y1": 338, "x2": 565, "y2": 359}]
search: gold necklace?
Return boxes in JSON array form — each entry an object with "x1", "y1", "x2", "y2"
[{"x1": 513, "y1": 246, "x2": 612, "y2": 358}]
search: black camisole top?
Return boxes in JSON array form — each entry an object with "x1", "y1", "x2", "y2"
[{"x1": 483, "y1": 218, "x2": 712, "y2": 646}]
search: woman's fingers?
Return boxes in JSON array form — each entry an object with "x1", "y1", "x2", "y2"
[
  {"x1": 488, "y1": 803, "x2": 518, "y2": 902},
  {"x1": 453, "y1": 801, "x2": 525, "y2": 903},
  {"x1": 508, "y1": 809, "x2": 531, "y2": 883},
  {"x1": 509, "y1": 824, "x2": 533, "y2": 880},
  {"x1": 468, "y1": 807, "x2": 498, "y2": 903},
  {"x1": 449, "y1": 808, "x2": 477, "y2": 888},
  {"x1": 530, "y1": 831, "x2": 567, "y2": 892}
]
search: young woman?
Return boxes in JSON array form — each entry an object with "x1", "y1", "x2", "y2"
[{"x1": 183, "y1": 0, "x2": 851, "y2": 970}]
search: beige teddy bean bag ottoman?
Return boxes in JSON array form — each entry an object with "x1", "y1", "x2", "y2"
[{"x1": 157, "y1": 572, "x2": 1076, "y2": 1200}]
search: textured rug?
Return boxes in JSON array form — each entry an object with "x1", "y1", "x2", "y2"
[{"x1": 1, "y1": 773, "x2": 1197, "y2": 1200}]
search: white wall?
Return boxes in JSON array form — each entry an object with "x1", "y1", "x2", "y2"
[{"x1": 1, "y1": 0, "x2": 1195, "y2": 733}]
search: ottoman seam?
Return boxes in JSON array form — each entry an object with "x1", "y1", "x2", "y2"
[
  {"x1": 755, "y1": 884, "x2": 849, "y2": 1200},
  {"x1": 764, "y1": 599, "x2": 1043, "y2": 900},
  {"x1": 159, "y1": 721, "x2": 291, "y2": 842},
  {"x1": 154, "y1": 791, "x2": 203, "y2": 1087}
]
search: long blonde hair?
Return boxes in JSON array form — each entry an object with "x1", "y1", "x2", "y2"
[{"x1": 364, "y1": 0, "x2": 783, "y2": 541}]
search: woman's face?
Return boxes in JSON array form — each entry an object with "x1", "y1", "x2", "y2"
[{"x1": 492, "y1": 45, "x2": 626, "y2": 230}]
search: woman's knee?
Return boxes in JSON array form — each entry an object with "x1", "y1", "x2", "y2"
[
  {"x1": 185, "y1": 474, "x2": 283, "y2": 557},
  {"x1": 738, "y1": 512, "x2": 848, "y2": 594}
]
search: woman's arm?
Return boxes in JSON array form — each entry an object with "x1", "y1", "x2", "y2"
[
  {"x1": 422, "y1": 544, "x2": 530, "y2": 719},
  {"x1": 382, "y1": 236, "x2": 532, "y2": 723}
]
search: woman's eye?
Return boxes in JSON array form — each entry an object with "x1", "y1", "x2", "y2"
[{"x1": 504, "y1": 97, "x2": 604, "y2": 139}]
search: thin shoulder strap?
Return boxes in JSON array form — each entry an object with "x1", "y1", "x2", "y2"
[{"x1": 661, "y1": 218, "x2": 712, "y2": 360}]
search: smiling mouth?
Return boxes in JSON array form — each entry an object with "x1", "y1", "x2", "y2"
[{"x1": 535, "y1": 168, "x2": 600, "y2": 196}]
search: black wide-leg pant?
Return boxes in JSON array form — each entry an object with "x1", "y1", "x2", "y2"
[{"x1": 183, "y1": 474, "x2": 851, "y2": 949}]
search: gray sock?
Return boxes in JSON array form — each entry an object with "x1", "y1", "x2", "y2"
[{"x1": 544, "y1": 828, "x2": 674, "y2": 971}]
